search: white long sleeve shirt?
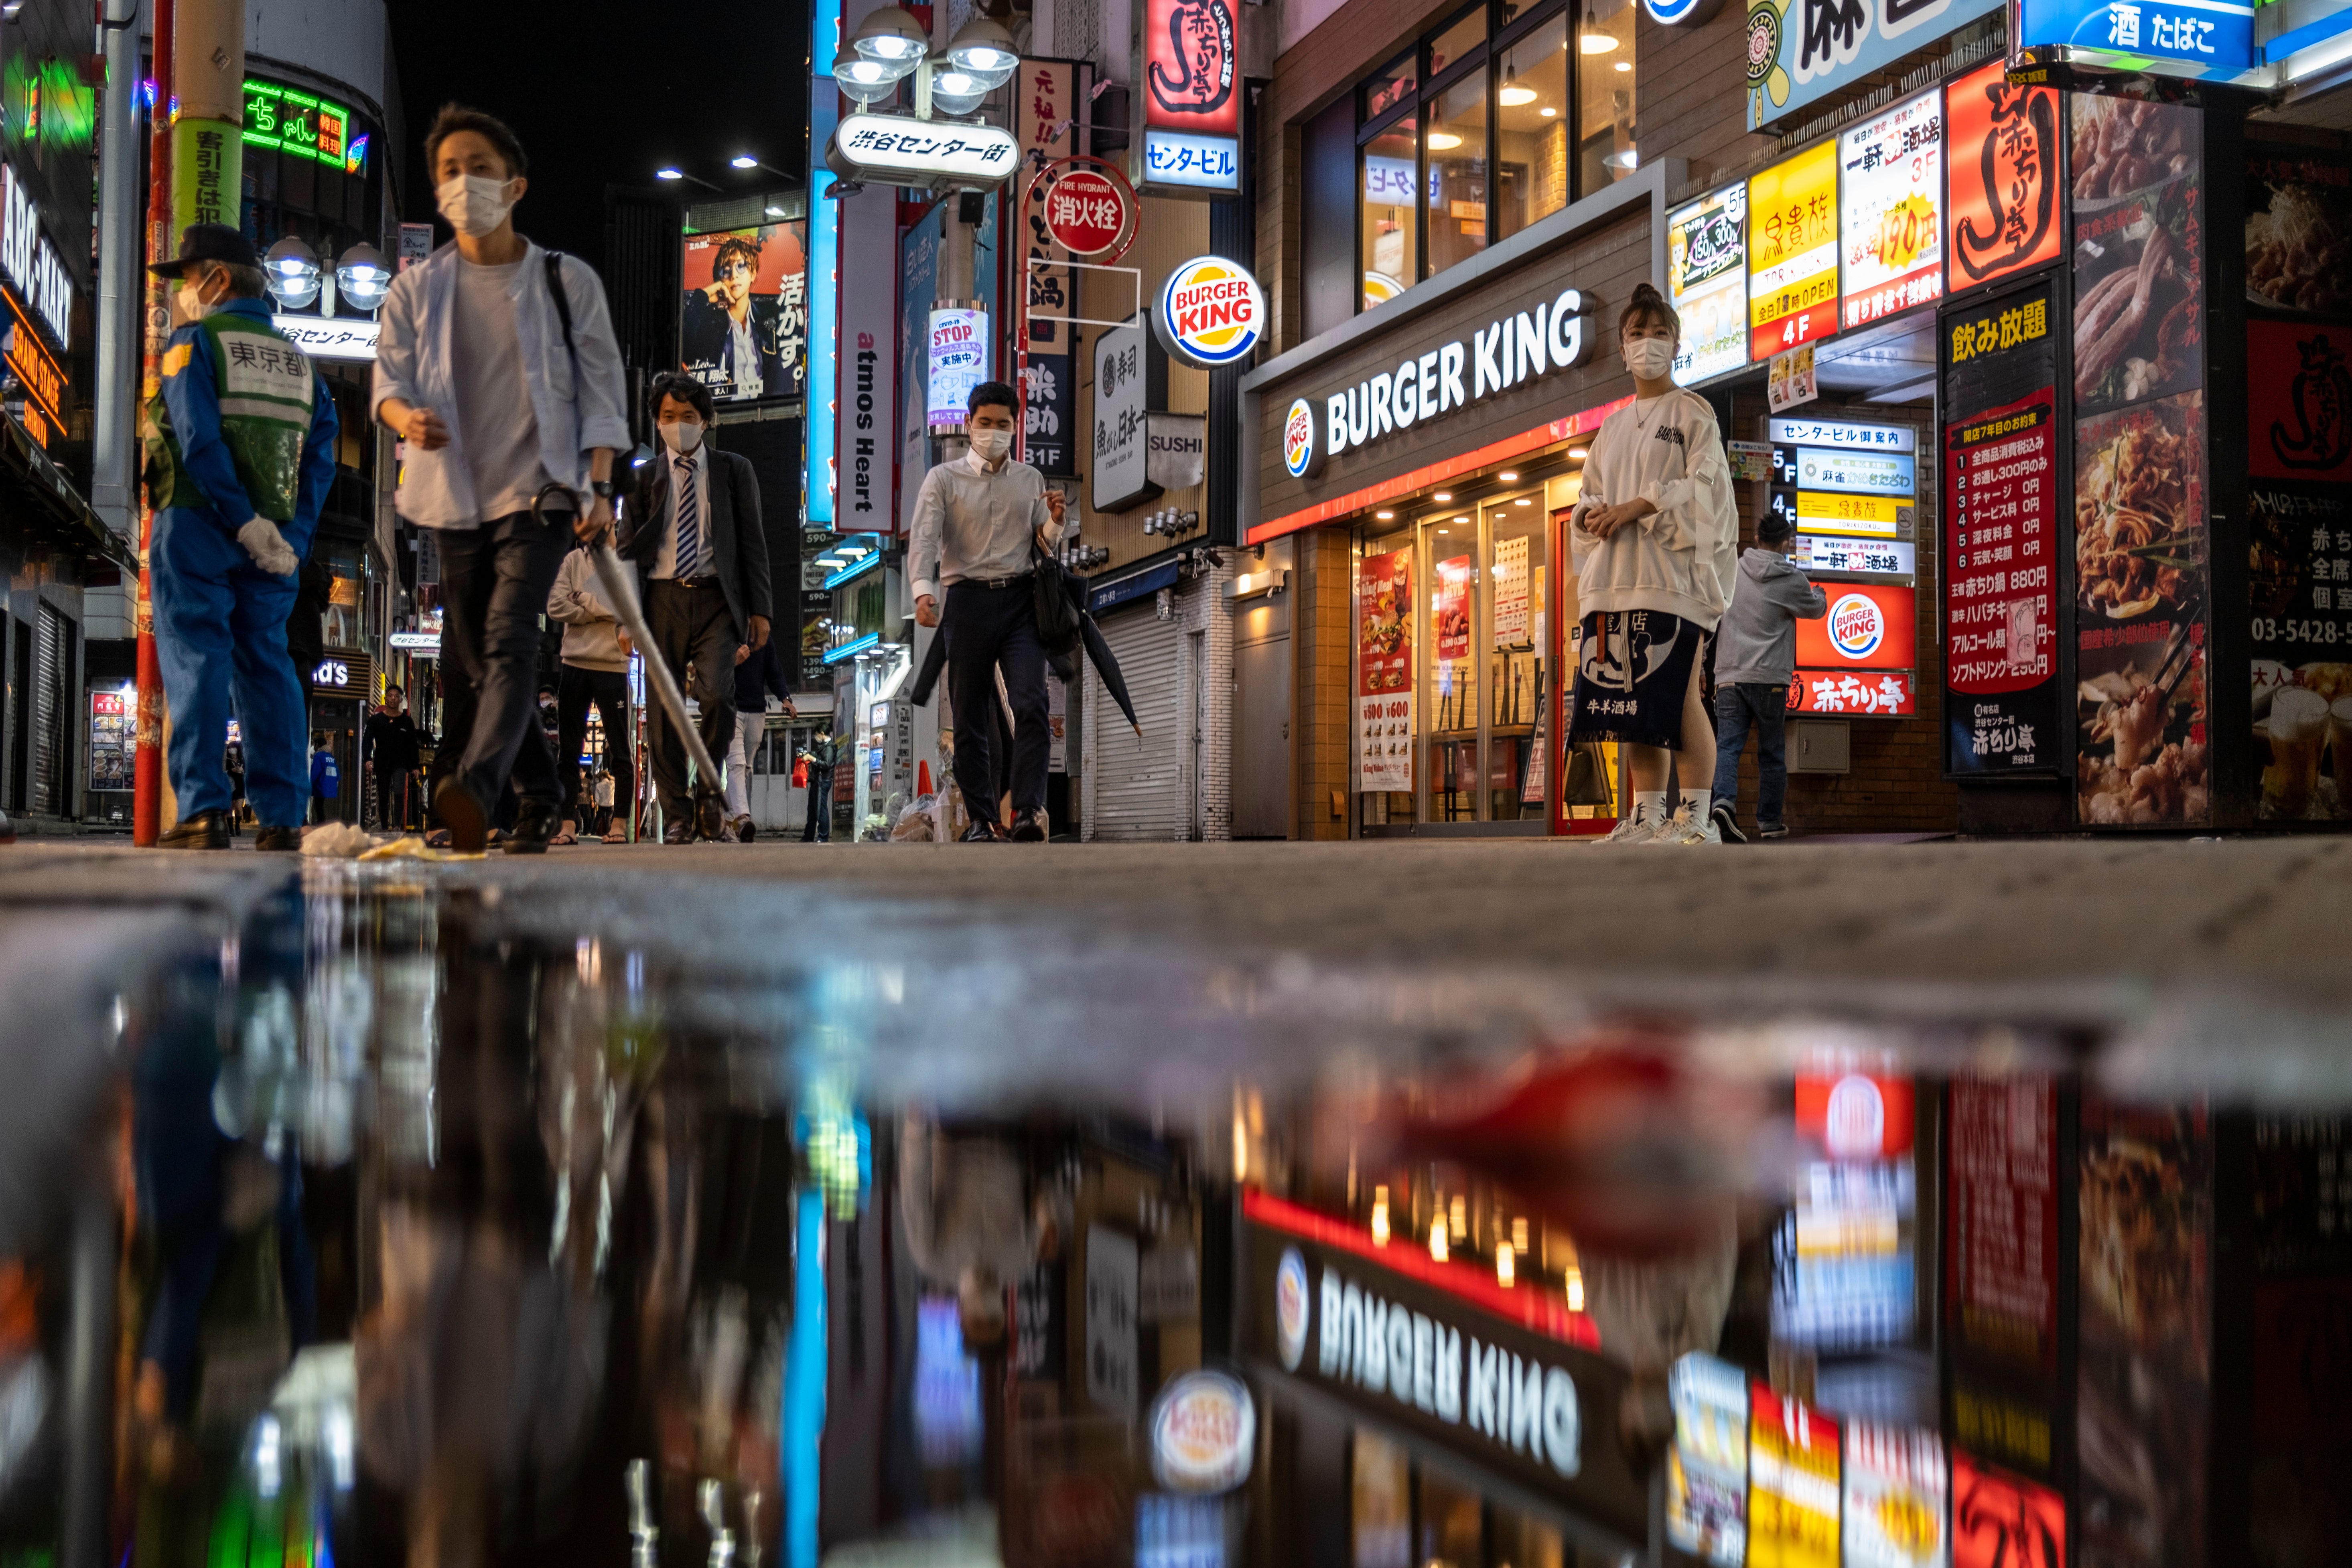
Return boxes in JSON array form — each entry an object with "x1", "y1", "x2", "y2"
[
  {"x1": 906, "y1": 451, "x2": 1063, "y2": 604},
  {"x1": 1567, "y1": 389, "x2": 1741, "y2": 629}
]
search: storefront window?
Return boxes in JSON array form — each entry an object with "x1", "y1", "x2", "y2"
[
  {"x1": 1362, "y1": 127, "x2": 1420, "y2": 310},
  {"x1": 1487, "y1": 492, "x2": 1546, "y2": 819},
  {"x1": 1419, "y1": 1469, "x2": 1484, "y2": 1567},
  {"x1": 1429, "y1": 520, "x2": 1477, "y2": 820},
  {"x1": 1350, "y1": 1429, "x2": 1411, "y2": 1568},
  {"x1": 1575, "y1": 0, "x2": 1637, "y2": 191},
  {"x1": 1495, "y1": 24, "x2": 1571, "y2": 243},
  {"x1": 1355, "y1": 0, "x2": 1633, "y2": 313},
  {"x1": 1424, "y1": 76, "x2": 1492, "y2": 278}
]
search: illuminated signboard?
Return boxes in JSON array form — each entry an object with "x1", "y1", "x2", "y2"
[
  {"x1": 1139, "y1": 0, "x2": 1241, "y2": 193},
  {"x1": 1839, "y1": 91, "x2": 1944, "y2": 330},
  {"x1": 242, "y1": 79, "x2": 367, "y2": 174},
  {"x1": 1668, "y1": 184, "x2": 1749, "y2": 385},
  {"x1": 4, "y1": 294, "x2": 66, "y2": 446},
  {"x1": 1944, "y1": 61, "x2": 2062, "y2": 294},
  {"x1": 2013, "y1": 0, "x2": 2255, "y2": 75},
  {"x1": 0, "y1": 164, "x2": 71, "y2": 351},
  {"x1": 927, "y1": 307, "x2": 988, "y2": 431},
  {"x1": 1747, "y1": 140, "x2": 1840, "y2": 361},
  {"x1": 1767, "y1": 418, "x2": 1920, "y2": 546}
]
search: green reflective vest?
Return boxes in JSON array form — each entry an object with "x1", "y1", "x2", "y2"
[{"x1": 143, "y1": 311, "x2": 317, "y2": 523}]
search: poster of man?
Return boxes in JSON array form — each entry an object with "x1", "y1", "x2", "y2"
[{"x1": 681, "y1": 221, "x2": 809, "y2": 404}]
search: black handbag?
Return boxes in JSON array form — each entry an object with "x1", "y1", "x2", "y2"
[{"x1": 1032, "y1": 536, "x2": 1081, "y2": 650}]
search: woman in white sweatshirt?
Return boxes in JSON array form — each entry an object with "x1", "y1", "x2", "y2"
[{"x1": 1567, "y1": 283, "x2": 1741, "y2": 844}]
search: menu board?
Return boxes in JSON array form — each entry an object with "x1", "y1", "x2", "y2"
[
  {"x1": 1844, "y1": 1421, "x2": 1948, "y2": 1568},
  {"x1": 1942, "y1": 280, "x2": 2062, "y2": 775},
  {"x1": 2244, "y1": 143, "x2": 2352, "y2": 822},
  {"x1": 1749, "y1": 141, "x2": 1841, "y2": 362},
  {"x1": 1666, "y1": 1353, "x2": 1748, "y2": 1566},
  {"x1": 1669, "y1": 184, "x2": 1750, "y2": 385},
  {"x1": 1945, "y1": 60, "x2": 2062, "y2": 294},
  {"x1": 1357, "y1": 548, "x2": 1413, "y2": 793},
  {"x1": 1840, "y1": 91, "x2": 1945, "y2": 330},
  {"x1": 1749, "y1": 1384, "x2": 1839, "y2": 1568},
  {"x1": 1494, "y1": 534, "x2": 1530, "y2": 642},
  {"x1": 1947, "y1": 1076, "x2": 2057, "y2": 1372},
  {"x1": 2071, "y1": 96, "x2": 2210, "y2": 828}
]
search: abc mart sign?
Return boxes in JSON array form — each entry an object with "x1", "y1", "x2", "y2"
[{"x1": 1282, "y1": 288, "x2": 1592, "y2": 479}]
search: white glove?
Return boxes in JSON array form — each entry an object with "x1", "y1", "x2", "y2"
[{"x1": 238, "y1": 518, "x2": 298, "y2": 577}]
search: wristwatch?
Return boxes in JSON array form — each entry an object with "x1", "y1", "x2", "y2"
[{"x1": 589, "y1": 479, "x2": 618, "y2": 501}]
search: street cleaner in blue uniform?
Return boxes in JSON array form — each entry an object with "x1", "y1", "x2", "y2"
[{"x1": 144, "y1": 223, "x2": 339, "y2": 850}]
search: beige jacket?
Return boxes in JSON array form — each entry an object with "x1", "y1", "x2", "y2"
[
  {"x1": 546, "y1": 548, "x2": 628, "y2": 672},
  {"x1": 1568, "y1": 389, "x2": 1740, "y2": 630}
]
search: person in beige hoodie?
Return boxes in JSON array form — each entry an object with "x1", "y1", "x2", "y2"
[
  {"x1": 546, "y1": 545, "x2": 636, "y2": 843},
  {"x1": 1567, "y1": 283, "x2": 1741, "y2": 845}
]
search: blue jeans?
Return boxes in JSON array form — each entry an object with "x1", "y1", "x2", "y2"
[
  {"x1": 150, "y1": 507, "x2": 306, "y2": 827},
  {"x1": 1711, "y1": 683, "x2": 1788, "y2": 829}
]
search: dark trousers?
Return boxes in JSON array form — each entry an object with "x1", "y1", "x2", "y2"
[
  {"x1": 375, "y1": 767, "x2": 419, "y2": 830},
  {"x1": 437, "y1": 513, "x2": 567, "y2": 813},
  {"x1": 1711, "y1": 682, "x2": 1789, "y2": 828},
  {"x1": 945, "y1": 578, "x2": 1048, "y2": 828},
  {"x1": 643, "y1": 578, "x2": 739, "y2": 829},
  {"x1": 802, "y1": 767, "x2": 833, "y2": 841},
  {"x1": 556, "y1": 663, "x2": 633, "y2": 823}
]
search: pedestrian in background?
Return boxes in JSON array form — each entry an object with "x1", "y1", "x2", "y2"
[
  {"x1": 591, "y1": 759, "x2": 618, "y2": 840},
  {"x1": 1709, "y1": 510, "x2": 1826, "y2": 842},
  {"x1": 223, "y1": 739, "x2": 247, "y2": 839},
  {"x1": 546, "y1": 542, "x2": 636, "y2": 846},
  {"x1": 726, "y1": 633, "x2": 796, "y2": 842},
  {"x1": 373, "y1": 104, "x2": 629, "y2": 854},
  {"x1": 309, "y1": 732, "x2": 340, "y2": 824},
  {"x1": 142, "y1": 224, "x2": 340, "y2": 851},
  {"x1": 1566, "y1": 283, "x2": 1739, "y2": 846},
  {"x1": 798, "y1": 730, "x2": 836, "y2": 842},
  {"x1": 365, "y1": 685, "x2": 426, "y2": 830},
  {"x1": 908, "y1": 381, "x2": 1065, "y2": 842},
  {"x1": 617, "y1": 371, "x2": 773, "y2": 843}
]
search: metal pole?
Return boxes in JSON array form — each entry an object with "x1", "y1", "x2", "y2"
[
  {"x1": 91, "y1": 0, "x2": 144, "y2": 538},
  {"x1": 131, "y1": 0, "x2": 175, "y2": 845}
]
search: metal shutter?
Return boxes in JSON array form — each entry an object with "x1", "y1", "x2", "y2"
[
  {"x1": 1091, "y1": 604, "x2": 1183, "y2": 840},
  {"x1": 30, "y1": 605, "x2": 65, "y2": 816}
]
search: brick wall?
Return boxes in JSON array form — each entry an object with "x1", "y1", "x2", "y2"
[
  {"x1": 1294, "y1": 526, "x2": 1354, "y2": 838},
  {"x1": 1721, "y1": 391, "x2": 1961, "y2": 836}
]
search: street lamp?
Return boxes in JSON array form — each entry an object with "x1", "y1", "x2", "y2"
[
  {"x1": 945, "y1": 16, "x2": 1020, "y2": 86},
  {"x1": 850, "y1": 5, "x2": 928, "y2": 73},
  {"x1": 655, "y1": 166, "x2": 722, "y2": 191},
  {"x1": 924, "y1": 57, "x2": 992, "y2": 117},
  {"x1": 264, "y1": 235, "x2": 320, "y2": 310},
  {"x1": 335, "y1": 243, "x2": 390, "y2": 313},
  {"x1": 833, "y1": 43, "x2": 903, "y2": 105}
]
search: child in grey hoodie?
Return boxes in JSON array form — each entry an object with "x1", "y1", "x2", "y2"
[{"x1": 1708, "y1": 513, "x2": 1827, "y2": 840}]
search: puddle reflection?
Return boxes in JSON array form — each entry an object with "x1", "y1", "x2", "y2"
[{"x1": 0, "y1": 866, "x2": 2339, "y2": 1568}]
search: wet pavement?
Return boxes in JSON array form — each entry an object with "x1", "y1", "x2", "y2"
[{"x1": 0, "y1": 838, "x2": 2345, "y2": 1568}]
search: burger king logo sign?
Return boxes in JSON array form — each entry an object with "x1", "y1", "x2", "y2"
[
  {"x1": 1155, "y1": 257, "x2": 1264, "y2": 369},
  {"x1": 1150, "y1": 1369, "x2": 1258, "y2": 1493},
  {"x1": 1275, "y1": 1247, "x2": 1311, "y2": 1368},
  {"x1": 1281, "y1": 399, "x2": 1323, "y2": 480},
  {"x1": 1827, "y1": 591, "x2": 1886, "y2": 659}
]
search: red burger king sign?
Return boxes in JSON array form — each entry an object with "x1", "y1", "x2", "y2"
[{"x1": 1155, "y1": 256, "x2": 1264, "y2": 369}]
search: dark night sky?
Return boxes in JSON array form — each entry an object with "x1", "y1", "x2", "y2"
[{"x1": 386, "y1": 1, "x2": 814, "y2": 271}]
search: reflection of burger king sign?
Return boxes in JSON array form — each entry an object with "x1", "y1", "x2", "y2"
[
  {"x1": 1150, "y1": 1370, "x2": 1257, "y2": 1493},
  {"x1": 1275, "y1": 1248, "x2": 1311, "y2": 1368},
  {"x1": 1155, "y1": 257, "x2": 1264, "y2": 369},
  {"x1": 1827, "y1": 592, "x2": 1885, "y2": 660},
  {"x1": 1282, "y1": 400, "x2": 1323, "y2": 480}
]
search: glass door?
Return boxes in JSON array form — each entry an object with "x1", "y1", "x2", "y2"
[
  {"x1": 1423, "y1": 511, "x2": 1479, "y2": 821},
  {"x1": 1485, "y1": 490, "x2": 1546, "y2": 819}
]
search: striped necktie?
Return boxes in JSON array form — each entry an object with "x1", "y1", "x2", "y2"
[{"x1": 674, "y1": 456, "x2": 701, "y2": 579}]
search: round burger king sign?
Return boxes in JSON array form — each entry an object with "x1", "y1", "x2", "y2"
[
  {"x1": 1281, "y1": 399, "x2": 1323, "y2": 480},
  {"x1": 1827, "y1": 591, "x2": 1886, "y2": 659},
  {"x1": 1155, "y1": 257, "x2": 1264, "y2": 370},
  {"x1": 1150, "y1": 1369, "x2": 1257, "y2": 1493}
]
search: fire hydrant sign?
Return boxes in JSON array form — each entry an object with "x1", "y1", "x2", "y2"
[
  {"x1": 1357, "y1": 548, "x2": 1414, "y2": 793},
  {"x1": 1042, "y1": 166, "x2": 1132, "y2": 257}
]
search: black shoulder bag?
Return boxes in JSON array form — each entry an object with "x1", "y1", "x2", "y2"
[{"x1": 1032, "y1": 506, "x2": 1082, "y2": 651}]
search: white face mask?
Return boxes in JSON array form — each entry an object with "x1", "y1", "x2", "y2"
[
  {"x1": 1624, "y1": 335, "x2": 1677, "y2": 380},
  {"x1": 436, "y1": 172, "x2": 518, "y2": 238},
  {"x1": 177, "y1": 278, "x2": 212, "y2": 323},
  {"x1": 659, "y1": 420, "x2": 704, "y2": 454},
  {"x1": 968, "y1": 427, "x2": 1013, "y2": 461}
]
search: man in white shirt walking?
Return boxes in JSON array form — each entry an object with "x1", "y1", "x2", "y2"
[
  {"x1": 372, "y1": 105, "x2": 629, "y2": 854},
  {"x1": 909, "y1": 381, "x2": 1065, "y2": 842}
]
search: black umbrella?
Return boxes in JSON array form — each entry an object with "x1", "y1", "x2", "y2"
[{"x1": 909, "y1": 599, "x2": 1141, "y2": 735}]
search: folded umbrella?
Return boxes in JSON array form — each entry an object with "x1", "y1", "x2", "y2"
[{"x1": 1081, "y1": 612, "x2": 1140, "y2": 736}]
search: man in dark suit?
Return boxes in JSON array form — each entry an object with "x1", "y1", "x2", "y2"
[{"x1": 619, "y1": 371, "x2": 773, "y2": 841}]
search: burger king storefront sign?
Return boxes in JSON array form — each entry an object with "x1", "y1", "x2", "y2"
[{"x1": 1155, "y1": 257, "x2": 1264, "y2": 370}]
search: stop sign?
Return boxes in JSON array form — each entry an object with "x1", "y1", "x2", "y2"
[{"x1": 1041, "y1": 168, "x2": 1130, "y2": 257}]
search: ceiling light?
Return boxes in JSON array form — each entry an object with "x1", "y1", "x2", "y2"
[
  {"x1": 1500, "y1": 472, "x2": 1517, "y2": 481},
  {"x1": 655, "y1": 167, "x2": 683, "y2": 180},
  {"x1": 1540, "y1": 106, "x2": 1558, "y2": 117},
  {"x1": 1375, "y1": 509, "x2": 1395, "y2": 519},
  {"x1": 731, "y1": 155, "x2": 758, "y2": 169},
  {"x1": 1515, "y1": 497, "x2": 1532, "y2": 506},
  {"x1": 1607, "y1": 147, "x2": 1640, "y2": 168},
  {"x1": 1438, "y1": 527, "x2": 1450, "y2": 533},
  {"x1": 1499, "y1": 65, "x2": 1537, "y2": 106},
  {"x1": 1426, "y1": 130, "x2": 1464, "y2": 150},
  {"x1": 1615, "y1": 59, "x2": 1633, "y2": 71},
  {"x1": 1581, "y1": 5, "x2": 1620, "y2": 53},
  {"x1": 1569, "y1": 446, "x2": 1589, "y2": 460},
  {"x1": 1434, "y1": 492, "x2": 1451, "y2": 501},
  {"x1": 1453, "y1": 515, "x2": 1468, "y2": 523},
  {"x1": 765, "y1": 204, "x2": 787, "y2": 218}
]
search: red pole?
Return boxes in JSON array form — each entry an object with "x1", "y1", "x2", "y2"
[{"x1": 131, "y1": 0, "x2": 174, "y2": 845}]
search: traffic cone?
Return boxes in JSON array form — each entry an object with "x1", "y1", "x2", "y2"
[{"x1": 918, "y1": 761, "x2": 934, "y2": 797}]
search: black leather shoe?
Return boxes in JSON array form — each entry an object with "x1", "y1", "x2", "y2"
[
  {"x1": 959, "y1": 820, "x2": 1007, "y2": 842},
  {"x1": 254, "y1": 825, "x2": 303, "y2": 852},
  {"x1": 1009, "y1": 808, "x2": 1047, "y2": 842},
  {"x1": 433, "y1": 777, "x2": 487, "y2": 853},
  {"x1": 663, "y1": 822, "x2": 693, "y2": 845},
  {"x1": 159, "y1": 810, "x2": 229, "y2": 850},
  {"x1": 505, "y1": 801, "x2": 559, "y2": 855},
  {"x1": 733, "y1": 815, "x2": 757, "y2": 844}
]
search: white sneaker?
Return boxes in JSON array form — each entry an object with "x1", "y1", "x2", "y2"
[
  {"x1": 1598, "y1": 811, "x2": 1660, "y2": 844},
  {"x1": 1649, "y1": 804, "x2": 1722, "y2": 845}
]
